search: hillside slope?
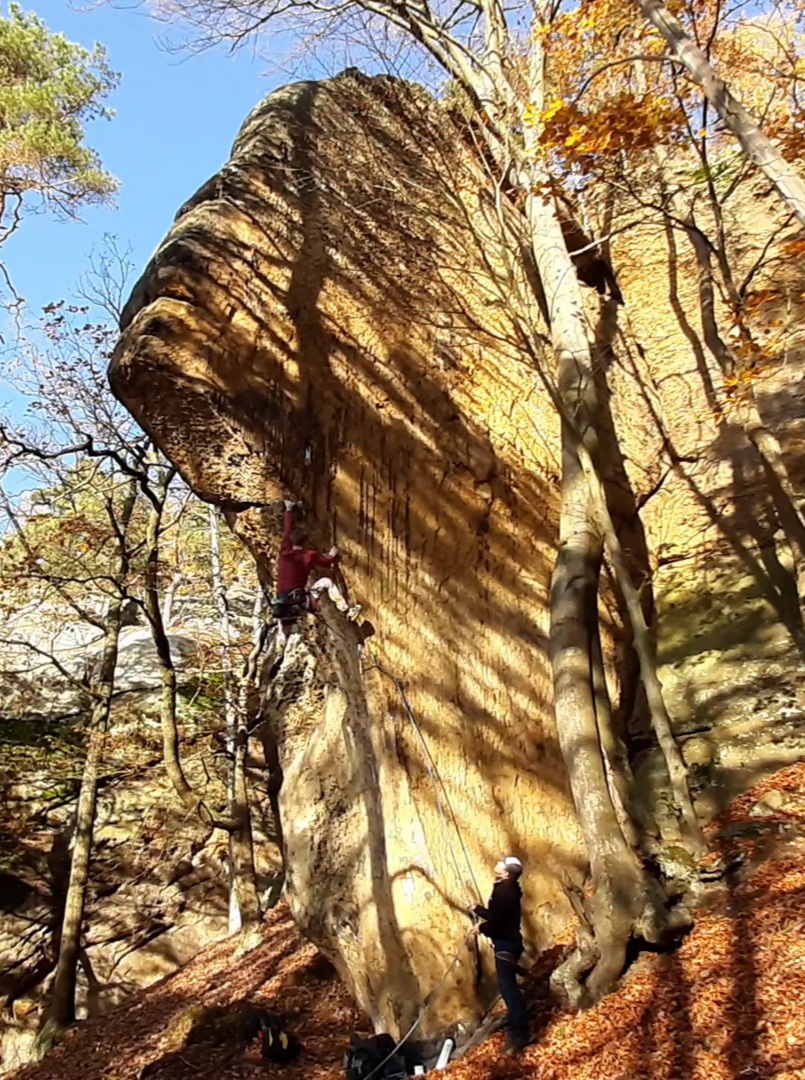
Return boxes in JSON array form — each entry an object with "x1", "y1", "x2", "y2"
[{"x1": 14, "y1": 762, "x2": 805, "y2": 1080}]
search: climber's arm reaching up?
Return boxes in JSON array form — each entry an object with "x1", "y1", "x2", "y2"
[{"x1": 280, "y1": 501, "x2": 296, "y2": 556}]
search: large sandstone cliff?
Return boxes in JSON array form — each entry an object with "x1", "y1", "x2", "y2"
[{"x1": 111, "y1": 69, "x2": 805, "y2": 1038}]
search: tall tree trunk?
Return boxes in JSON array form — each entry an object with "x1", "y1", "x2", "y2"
[
  {"x1": 143, "y1": 477, "x2": 194, "y2": 808},
  {"x1": 44, "y1": 731, "x2": 104, "y2": 1040},
  {"x1": 144, "y1": 492, "x2": 239, "y2": 828},
  {"x1": 524, "y1": 26, "x2": 691, "y2": 1003},
  {"x1": 36, "y1": 483, "x2": 137, "y2": 1054},
  {"x1": 591, "y1": 624, "x2": 639, "y2": 850},
  {"x1": 632, "y1": 0, "x2": 805, "y2": 225},
  {"x1": 162, "y1": 571, "x2": 182, "y2": 628},
  {"x1": 208, "y1": 506, "x2": 261, "y2": 931},
  {"x1": 572, "y1": 436, "x2": 703, "y2": 848},
  {"x1": 432, "y1": 0, "x2": 695, "y2": 999}
]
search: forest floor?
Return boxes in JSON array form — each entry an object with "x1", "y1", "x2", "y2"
[{"x1": 13, "y1": 761, "x2": 805, "y2": 1080}]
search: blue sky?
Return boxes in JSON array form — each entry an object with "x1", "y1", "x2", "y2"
[
  {"x1": 0, "y1": 0, "x2": 429, "y2": 431},
  {"x1": 0, "y1": 0, "x2": 297, "y2": 429},
  {"x1": 2, "y1": 0, "x2": 281, "y2": 331}
]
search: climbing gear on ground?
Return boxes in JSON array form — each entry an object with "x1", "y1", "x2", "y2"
[
  {"x1": 357, "y1": 928, "x2": 477, "y2": 1080},
  {"x1": 257, "y1": 1014, "x2": 301, "y2": 1063},
  {"x1": 345, "y1": 1034, "x2": 408, "y2": 1080},
  {"x1": 433, "y1": 1038, "x2": 454, "y2": 1070}
]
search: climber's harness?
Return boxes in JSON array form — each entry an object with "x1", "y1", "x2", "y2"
[{"x1": 272, "y1": 587, "x2": 309, "y2": 622}]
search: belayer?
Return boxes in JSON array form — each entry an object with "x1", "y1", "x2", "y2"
[
  {"x1": 470, "y1": 856, "x2": 529, "y2": 1055},
  {"x1": 273, "y1": 500, "x2": 361, "y2": 624}
]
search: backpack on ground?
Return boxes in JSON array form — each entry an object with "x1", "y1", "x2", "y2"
[
  {"x1": 257, "y1": 1013, "x2": 301, "y2": 1063},
  {"x1": 344, "y1": 1034, "x2": 408, "y2": 1080}
]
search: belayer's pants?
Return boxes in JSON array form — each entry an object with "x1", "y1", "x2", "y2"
[{"x1": 493, "y1": 939, "x2": 528, "y2": 1038}]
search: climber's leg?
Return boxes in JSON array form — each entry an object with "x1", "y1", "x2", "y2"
[
  {"x1": 309, "y1": 578, "x2": 361, "y2": 621},
  {"x1": 309, "y1": 577, "x2": 342, "y2": 610}
]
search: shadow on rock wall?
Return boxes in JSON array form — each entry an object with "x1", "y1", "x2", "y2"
[{"x1": 111, "y1": 71, "x2": 593, "y2": 1035}]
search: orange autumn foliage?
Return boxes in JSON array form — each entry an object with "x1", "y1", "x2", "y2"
[{"x1": 13, "y1": 761, "x2": 805, "y2": 1080}]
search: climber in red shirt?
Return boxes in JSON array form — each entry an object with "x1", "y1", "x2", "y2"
[{"x1": 273, "y1": 501, "x2": 361, "y2": 624}]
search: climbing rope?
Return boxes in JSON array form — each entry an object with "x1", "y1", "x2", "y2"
[
  {"x1": 361, "y1": 926, "x2": 478, "y2": 1080},
  {"x1": 373, "y1": 661, "x2": 483, "y2": 904},
  {"x1": 348, "y1": 660, "x2": 492, "y2": 1079},
  {"x1": 263, "y1": 631, "x2": 490, "y2": 1067}
]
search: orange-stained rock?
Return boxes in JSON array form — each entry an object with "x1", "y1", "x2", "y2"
[
  {"x1": 112, "y1": 71, "x2": 578, "y2": 1039},
  {"x1": 111, "y1": 68, "x2": 805, "y2": 1038}
]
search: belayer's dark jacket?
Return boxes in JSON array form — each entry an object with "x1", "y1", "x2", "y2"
[{"x1": 474, "y1": 877, "x2": 523, "y2": 947}]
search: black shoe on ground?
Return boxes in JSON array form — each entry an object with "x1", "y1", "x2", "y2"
[{"x1": 505, "y1": 1032, "x2": 530, "y2": 1056}]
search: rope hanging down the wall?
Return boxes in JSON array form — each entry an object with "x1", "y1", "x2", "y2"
[
  {"x1": 260, "y1": 623, "x2": 493, "y2": 1065},
  {"x1": 372, "y1": 660, "x2": 483, "y2": 905}
]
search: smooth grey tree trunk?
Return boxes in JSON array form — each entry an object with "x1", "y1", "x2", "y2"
[
  {"x1": 525, "y1": 24, "x2": 693, "y2": 1000},
  {"x1": 144, "y1": 489, "x2": 240, "y2": 829},
  {"x1": 143, "y1": 479, "x2": 195, "y2": 809},
  {"x1": 208, "y1": 506, "x2": 261, "y2": 931}
]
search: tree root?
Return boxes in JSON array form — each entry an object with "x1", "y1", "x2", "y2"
[
  {"x1": 33, "y1": 1016, "x2": 65, "y2": 1060},
  {"x1": 551, "y1": 871, "x2": 692, "y2": 1010}
]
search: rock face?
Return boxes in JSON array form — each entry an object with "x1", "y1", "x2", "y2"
[
  {"x1": 112, "y1": 70, "x2": 578, "y2": 1039},
  {"x1": 111, "y1": 70, "x2": 805, "y2": 1037}
]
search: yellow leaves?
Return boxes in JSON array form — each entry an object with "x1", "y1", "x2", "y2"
[
  {"x1": 530, "y1": 90, "x2": 682, "y2": 162},
  {"x1": 733, "y1": 285, "x2": 804, "y2": 373},
  {"x1": 551, "y1": 0, "x2": 630, "y2": 45},
  {"x1": 724, "y1": 366, "x2": 762, "y2": 390},
  {"x1": 543, "y1": 97, "x2": 565, "y2": 121},
  {"x1": 744, "y1": 288, "x2": 784, "y2": 313},
  {"x1": 522, "y1": 104, "x2": 539, "y2": 129},
  {"x1": 523, "y1": 98, "x2": 564, "y2": 129},
  {"x1": 565, "y1": 123, "x2": 612, "y2": 152}
]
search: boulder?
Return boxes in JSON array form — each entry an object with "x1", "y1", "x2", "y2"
[
  {"x1": 112, "y1": 69, "x2": 578, "y2": 1037},
  {"x1": 111, "y1": 68, "x2": 805, "y2": 1036}
]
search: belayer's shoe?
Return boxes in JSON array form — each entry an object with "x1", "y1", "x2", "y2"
[
  {"x1": 505, "y1": 1032, "x2": 529, "y2": 1056},
  {"x1": 347, "y1": 605, "x2": 362, "y2": 621}
]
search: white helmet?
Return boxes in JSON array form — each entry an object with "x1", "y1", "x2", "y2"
[{"x1": 504, "y1": 856, "x2": 523, "y2": 874}]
